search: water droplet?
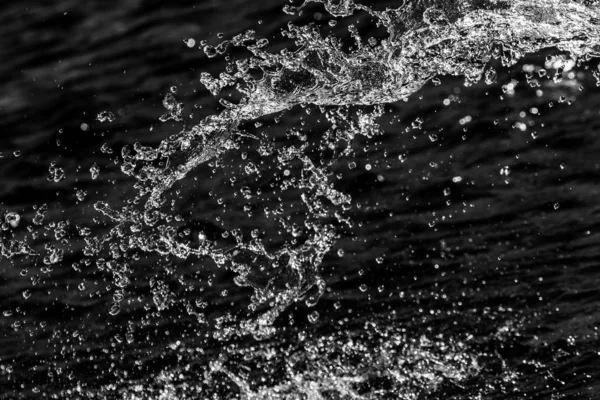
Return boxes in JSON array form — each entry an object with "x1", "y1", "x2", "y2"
[
  {"x1": 5, "y1": 212, "x2": 20, "y2": 228},
  {"x1": 76, "y1": 189, "x2": 87, "y2": 201},
  {"x1": 96, "y1": 111, "x2": 115, "y2": 123},
  {"x1": 244, "y1": 162, "x2": 258, "y2": 175},
  {"x1": 485, "y1": 68, "x2": 497, "y2": 85},
  {"x1": 240, "y1": 186, "x2": 253, "y2": 199},
  {"x1": 90, "y1": 163, "x2": 100, "y2": 180},
  {"x1": 109, "y1": 303, "x2": 121, "y2": 316}
]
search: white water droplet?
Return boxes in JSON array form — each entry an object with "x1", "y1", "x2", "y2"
[
  {"x1": 5, "y1": 212, "x2": 20, "y2": 228},
  {"x1": 307, "y1": 311, "x2": 319, "y2": 324},
  {"x1": 96, "y1": 111, "x2": 115, "y2": 123},
  {"x1": 109, "y1": 303, "x2": 121, "y2": 316},
  {"x1": 90, "y1": 163, "x2": 100, "y2": 180}
]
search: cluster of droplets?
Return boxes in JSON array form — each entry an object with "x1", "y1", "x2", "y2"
[
  {"x1": 70, "y1": 318, "x2": 494, "y2": 400},
  {"x1": 47, "y1": 161, "x2": 66, "y2": 183}
]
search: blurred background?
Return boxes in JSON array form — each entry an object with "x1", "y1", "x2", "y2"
[{"x1": 2, "y1": 0, "x2": 600, "y2": 399}]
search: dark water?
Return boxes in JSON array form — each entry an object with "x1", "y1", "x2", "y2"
[{"x1": 2, "y1": 1, "x2": 600, "y2": 399}]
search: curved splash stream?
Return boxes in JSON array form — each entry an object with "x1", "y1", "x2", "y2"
[
  {"x1": 0, "y1": 0, "x2": 597, "y2": 339},
  {"x1": 85, "y1": 0, "x2": 600, "y2": 338}
]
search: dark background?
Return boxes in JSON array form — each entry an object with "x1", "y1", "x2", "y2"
[{"x1": 2, "y1": 0, "x2": 600, "y2": 399}]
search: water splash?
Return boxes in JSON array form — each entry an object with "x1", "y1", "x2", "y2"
[
  {"x1": 4, "y1": 0, "x2": 600, "y2": 397},
  {"x1": 5, "y1": 0, "x2": 600, "y2": 331},
  {"x1": 106, "y1": 0, "x2": 600, "y2": 331}
]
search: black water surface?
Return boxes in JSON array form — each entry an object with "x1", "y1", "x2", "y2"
[{"x1": 2, "y1": 1, "x2": 600, "y2": 399}]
